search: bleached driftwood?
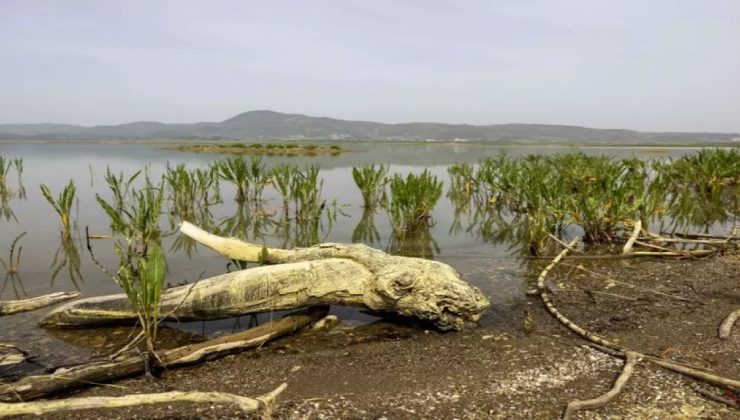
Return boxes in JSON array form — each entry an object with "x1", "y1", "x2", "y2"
[
  {"x1": 719, "y1": 309, "x2": 740, "y2": 339},
  {"x1": 41, "y1": 222, "x2": 489, "y2": 331},
  {"x1": 1, "y1": 308, "x2": 323, "y2": 402},
  {"x1": 0, "y1": 291, "x2": 80, "y2": 316},
  {"x1": 0, "y1": 383, "x2": 286, "y2": 417}
]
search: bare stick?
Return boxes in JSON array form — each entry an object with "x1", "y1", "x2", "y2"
[
  {"x1": 622, "y1": 220, "x2": 641, "y2": 255},
  {"x1": 0, "y1": 292, "x2": 80, "y2": 316},
  {"x1": 0, "y1": 383, "x2": 286, "y2": 417},
  {"x1": 563, "y1": 352, "x2": 640, "y2": 419},
  {"x1": 719, "y1": 309, "x2": 740, "y2": 340}
]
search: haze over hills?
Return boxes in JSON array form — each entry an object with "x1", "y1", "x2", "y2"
[{"x1": 1, "y1": 110, "x2": 738, "y2": 145}]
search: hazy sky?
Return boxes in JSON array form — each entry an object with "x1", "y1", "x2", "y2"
[{"x1": 1, "y1": 1, "x2": 738, "y2": 132}]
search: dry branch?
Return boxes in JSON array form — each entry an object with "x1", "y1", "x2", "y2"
[
  {"x1": 563, "y1": 352, "x2": 640, "y2": 419},
  {"x1": 0, "y1": 292, "x2": 80, "y2": 316},
  {"x1": 719, "y1": 309, "x2": 740, "y2": 340},
  {"x1": 0, "y1": 308, "x2": 324, "y2": 402},
  {"x1": 538, "y1": 237, "x2": 740, "y2": 397},
  {"x1": 0, "y1": 383, "x2": 286, "y2": 417},
  {"x1": 41, "y1": 222, "x2": 489, "y2": 331}
]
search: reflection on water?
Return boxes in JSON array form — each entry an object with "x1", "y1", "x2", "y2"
[
  {"x1": 0, "y1": 142, "x2": 736, "y2": 361},
  {"x1": 50, "y1": 233, "x2": 83, "y2": 290},
  {"x1": 0, "y1": 232, "x2": 27, "y2": 299}
]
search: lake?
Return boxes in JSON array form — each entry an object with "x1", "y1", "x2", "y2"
[{"x1": 0, "y1": 141, "x2": 719, "y2": 365}]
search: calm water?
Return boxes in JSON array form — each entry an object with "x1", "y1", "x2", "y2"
[{"x1": 0, "y1": 141, "x2": 708, "y2": 365}]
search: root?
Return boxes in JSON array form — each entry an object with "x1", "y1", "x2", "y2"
[
  {"x1": 538, "y1": 237, "x2": 740, "y2": 415},
  {"x1": 719, "y1": 309, "x2": 740, "y2": 340},
  {"x1": 0, "y1": 383, "x2": 286, "y2": 417},
  {"x1": 0, "y1": 292, "x2": 80, "y2": 316},
  {"x1": 563, "y1": 352, "x2": 640, "y2": 419}
]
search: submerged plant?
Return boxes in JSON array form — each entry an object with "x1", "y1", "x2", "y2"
[
  {"x1": 388, "y1": 169, "x2": 443, "y2": 234},
  {"x1": 352, "y1": 164, "x2": 388, "y2": 209},
  {"x1": 0, "y1": 232, "x2": 27, "y2": 299},
  {"x1": 40, "y1": 179, "x2": 77, "y2": 238}
]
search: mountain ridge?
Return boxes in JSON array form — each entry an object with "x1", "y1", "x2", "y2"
[{"x1": 1, "y1": 110, "x2": 738, "y2": 144}]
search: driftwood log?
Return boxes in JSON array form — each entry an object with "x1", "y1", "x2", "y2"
[
  {"x1": 41, "y1": 222, "x2": 489, "y2": 331},
  {"x1": 0, "y1": 383, "x2": 287, "y2": 417},
  {"x1": 0, "y1": 292, "x2": 80, "y2": 316}
]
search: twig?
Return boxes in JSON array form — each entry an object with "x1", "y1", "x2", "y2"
[
  {"x1": 563, "y1": 352, "x2": 640, "y2": 419},
  {"x1": 693, "y1": 385, "x2": 739, "y2": 409},
  {"x1": 622, "y1": 220, "x2": 641, "y2": 255},
  {"x1": 719, "y1": 309, "x2": 740, "y2": 340},
  {"x1": 0, "y1": 383, "x2": 287, "y2": 417},
  {"x1": 563, "y1": 263, "x2": 702, "y2": 304},
  {"x1": 549, "y1": 234, "x2": 580, "y2": 253}
]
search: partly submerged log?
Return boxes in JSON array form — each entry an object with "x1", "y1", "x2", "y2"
[
  {"x1": 1, "y1": 308, "x2": 323, "y2": 402},
  {"x1": 0, "y1": 292, "x2": 80, "y2": 316},
  {"x1": 41, "y1": 222, "x2": 489, "y2": 331}
]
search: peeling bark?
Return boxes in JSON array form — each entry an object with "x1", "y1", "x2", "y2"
[{"x1": 41, "y1": 222, "x2": 489, "y2": 331}]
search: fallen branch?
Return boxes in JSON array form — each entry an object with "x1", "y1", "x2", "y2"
[
  {"x1": 0, "y1": 308, "x2": 325, "y2": 402},
  {"x1": 563, "y1": 352, "x2": 640, "y2": 419},
  {"x1": 0, "y1": 292, "x2": 80, "y2": 316},
  {"x1": 0, "y1": 383, "x2": 287, "y2": 418},
  {"x1": 718, "y1": 309, "x2": 740, "y2": 340}
]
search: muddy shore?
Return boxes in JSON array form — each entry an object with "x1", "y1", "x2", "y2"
[{"x1": 11, "y1": 256, "x2": 740, "y2": 419}]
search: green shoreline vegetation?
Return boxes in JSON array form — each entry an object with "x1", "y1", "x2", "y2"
[{"x1": 172, "y1": 142, "x2": 344, "y2": 156}]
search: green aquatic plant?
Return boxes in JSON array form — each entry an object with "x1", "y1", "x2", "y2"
[
  {"x1": 40, "y1": 179, "x2": 77, "y2": 238},
  {"x1": 95, "y1": 177, "x2": 167, "y2": 359},
  {"x1": 352, "y1": 164, "x2": 388, "y2": 209},
  {"x1": 102, "y1": 167, "x2": 142, "y2": 213},
  {"x1": 388, "y1": 169, "x2": 443, "y2": 234},
  {"x1": 96, "y1": 175, "x2": 164, "y2": 243},
  {"x1": 212, "y1": 155, "x2": 271, "y2": 202},
  {"x1": 116, "y1": 239, "x2": 167, "y2": 358}
]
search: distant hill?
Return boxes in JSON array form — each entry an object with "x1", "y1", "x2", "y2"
[{"x1": 1, "y1": 110, "x2": 738, "y2": 144}]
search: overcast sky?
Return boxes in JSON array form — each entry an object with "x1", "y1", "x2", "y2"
[{"x1": 1, "y1": 1, "x2": 738, "y2": 132}]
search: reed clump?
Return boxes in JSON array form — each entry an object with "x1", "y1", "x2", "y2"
[
  {"x1": 352, "y1": 164, "x2": 388, "y2": 209},
  {"x1": 40, "y1": 179, "x2": 77, "y2": 238},
  {"x1": 388, "y1": 169, "x2": 443, "y2": 234},
  {"x1": 96, "y1": 174, "x2": 167, "y2": 358}
]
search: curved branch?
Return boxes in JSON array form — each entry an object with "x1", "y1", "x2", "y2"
[
  {"x1": 563, "y1": 352, "x2": 640, "y2": 419},
  {"x1": 719, "y1": 309, "x2": 740, "y2": 340}
]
